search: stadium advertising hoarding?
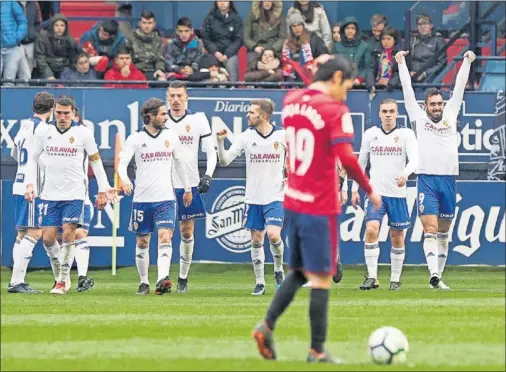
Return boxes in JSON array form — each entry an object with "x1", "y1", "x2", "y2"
[
  {"x1": 0, "y1": 88, "x2": 498, "y2": 164},
  {"x1": 1, "y1": 179, "x2": 504, "y2": 267}
]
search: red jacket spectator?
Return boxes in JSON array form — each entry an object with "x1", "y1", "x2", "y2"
[{"x1": 104, "y1": 46, "x2": 148, "y2": 88}]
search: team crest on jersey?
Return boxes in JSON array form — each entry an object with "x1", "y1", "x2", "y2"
[
  {"x1": 274, "y1": 142, "x2": 279, "y2": 150},
  {"x1": 164, "y1": 140, "x2": 169, "y2": 148},
  {"x1": 442, "y1": 120, "x2": 449, "y2": 127},
  {"x1": 69, "y1": 136, "x2": 75, "y2": 144},
  {"x1": 185, "y1": 124, "x2": 191, "y2": 132},
  {"x1": 133, "y1": 222, "x2": 138, "y2": 230},
  {"x1": 419, "y1": 205, "x2": 425, "y2": 213},
  {"x1": 394, "y1": 136, "x2": 399, "y2": 143},
  {"x1": 205, "y1": 186, "x2": 251, "y2": 253},
  {"x1": 38, "y1": 215, "x2": 43, "y2": 225}
]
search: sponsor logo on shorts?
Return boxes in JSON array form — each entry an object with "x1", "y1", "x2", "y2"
[{"x1": 205, "y1": 186, "x2": 251, "y2": 253}]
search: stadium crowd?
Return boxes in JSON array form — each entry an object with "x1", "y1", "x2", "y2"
[{"x1": 1, "y1": 0, "x2": 447, "y2": 89}]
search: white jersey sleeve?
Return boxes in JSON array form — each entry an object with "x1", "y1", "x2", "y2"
[
  {"x1": 351, "y1": 129, "x2": 371, "y2": 193},
  {"x1": 118, "y1": 132, "x2": 136, "y2": 185},
  {"x1": 23, "y1": 122, "x2": 50, "y2": 192},
  {"x1": 218, "y1": 133, "x2": 245, "y2": 166},
  {"x1": 445, "y1": 58, "x2": 471, "y2": 119},
  {"x1": 398, "y1": 60, "x2": 425, "y2": 123},
  {"x1": 403, "y1": 129, "x2": 419, "y2": 177}
]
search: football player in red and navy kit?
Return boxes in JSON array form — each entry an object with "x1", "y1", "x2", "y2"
[{"x1": 253, "y1": 56, "x2": 382, "y2": 364}]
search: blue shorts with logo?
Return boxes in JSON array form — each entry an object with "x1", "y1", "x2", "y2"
[
  {"x1": 175, "y1": 187, "x2": 206, "y2": 221},
  {"x1": 244, "y1": 201, "x2": 284, "y2": 231},
  {"x1": 285, "y1": 209, "x2": 339, "y2": 275},
  {"x1": 14, "y1": 195, "x2": 40, "y2": 230},
  {"x1": 417, "y1": 175, "x2": 457, "y2": 219},
  {"x1": 129, "y1": 200, "x2": 176, "y2": 234},
  {"x1": 39, "y1": 200, "x2": 84, "y2": 227},
  {"x1": 58, "y1": 203, "x2": 94, "y2": 234},
  {"x1": 365, "y1": 196, "x2": 411, "y2": 229}
]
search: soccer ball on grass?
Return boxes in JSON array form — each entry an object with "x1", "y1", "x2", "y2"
[{"x1": 368, "y1": 326, "x2": 409, "y2": 364}]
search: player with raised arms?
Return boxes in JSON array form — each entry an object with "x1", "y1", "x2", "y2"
[
  {"x1": 118, "y1": 98, "x2": 192, "y2": 296},
  {"x1": 24, "y1": 95, "x2": 115, "y2": 295},
  {"x1": 165, "y1": 81, "x2": 217, "y2": 293},
  {"x1": 216, "y1": 99, "x2": 286, "y2": 295},
  {"x1": 396, "y1": 50, "x2": 476, "y2": 289},
  {"x1": 252, "y1": 55, "x2": 381, "y2": 363},
  {"x1": 351, "y1": 98, "x2": 418, "y2": 291},
  {"x1": 7, "y1": 92, "x2": 54, "y2": 294}
]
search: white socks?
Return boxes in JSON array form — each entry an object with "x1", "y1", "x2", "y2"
[
  {"x1": 74, "y1": 238, "x2": 90, "y2": 277},
  {"x1": 157, "y1": 243, "x2": 172, "y2": 283},
  {"x1": 44, "y1": 241, "x2": 60, "y2": 281},
  {"x1": 437, "y1": 232, "x2": 449, "y2": 276},
  {"x1": 58, "y1": 242, "x2": 75, "y2": 284},
  {"x1": 10, "y1": 236, "x2": 37, "y2": 286},
  {"x1": 390, "y1": 247, "x2": 405, "y2": 282},
  {"x1": 364, "y1": 242, "x2": 380, "y2": 279},
  {"x1": 423, "y1": 233, "x2": 439, "y2": 277},
  {"x1": 269, "y1": 239, "x2": 284, "y2": 273},
  {"x1": 135, "y1": 246, "x2": 149, "y2": 284},
  {"x1": 251, "y1": 242, "x2": 265, "y2": 285},
  {"x1": 179, "y1": 236, "x2": 194, "y2": 280}
]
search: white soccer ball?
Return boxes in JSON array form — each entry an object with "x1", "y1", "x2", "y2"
[{"x1": 368, "y1": 326, "x2": 409, "y2": 365}]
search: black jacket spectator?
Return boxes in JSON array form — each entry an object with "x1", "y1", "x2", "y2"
[
  {"x1": 20, "y1": 1, "x2": 40, "y2": 45},
  {"x1": 60, "y1": 52, "x2": 99, "y2": 86},
  {"x1": 244, "y1": 0, "x2": 286, "y2": 54},
  {"x1": 34, "y1": 13, "x2": 77, "y2": 79},
  {"x1": 202, "y1": 1, "x2": 243, "y2": 58}
]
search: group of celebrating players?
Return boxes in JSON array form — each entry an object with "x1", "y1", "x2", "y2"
[{"x1": 7, "y1": 47, "x2": 475, "y2": 364}]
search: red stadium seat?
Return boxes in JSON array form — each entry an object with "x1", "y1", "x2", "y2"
[
  {"x1": 60, "y1": 1, "x2": 117, "y2": 40},
  {"x1": 237, "y1": 46, "x2": 248, "y2": 86}
]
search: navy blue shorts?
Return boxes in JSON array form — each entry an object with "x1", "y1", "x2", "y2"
[
  {"x1": 244, "y1": 201, "x2": 284, "y2": 231},
  {"x1": 175, "y1": 187, "x2": 206, "y2": 221},
  {"x1": 14, "y1": 195, "x2": 40, "y2": 230},
  {"x1": 285, "y1": 208, "x2": 339, "y2": 275},
  {"x1": 365, "y1": 196, "x2": 411, "y2": 229},
  {"x1": 39, "y1": 200, "x2": 84, "y2": 227},
  {"x1": 129, "y1": 200, "x2": 176, "y2": 234},
  {"x1": 417, "y1": 174, "x2": 457, "y2": 219}
]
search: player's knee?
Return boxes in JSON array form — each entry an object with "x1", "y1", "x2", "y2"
[
  {"x1": 26, "y1": 228, "x2": 42, "y2": 241},
  {"x1": 159, "y1": 231, "x2": 173, "y2": 244},
  {"x1": 136, "y1": 236, "x2": 150, "y2": 249},
  {"x1": 390, "y1": 230, "x2": 405, "y2": 247},
  {"x1": 75, "y1": 229, "x2": 88, "y2": 240},
  {"x1": 43, "y1": 236, "x2": 56, "y2": 248},
  {"x1": 423, "y1": 224, "x2": 437, "y2": 234},
  {"x1": 365, "y1": 226, "x2": 379, "y2": 241},
  {"x1": 267, "y1": 231, "x2": 280, "y2": 243},
  {"x1": 180, "y1": 229, "x2": 193, "y2": 241}
]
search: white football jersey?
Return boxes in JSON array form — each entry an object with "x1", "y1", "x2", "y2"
[
  {"x1": 11, "y1": 117, "x2": 50, "y2": 196},
  {"x1": 119, "y1": 127, "x2": 183, "y2": 203},
  {"x1": 164, "y1": 110, "x2": 212, "y2": 188},
  {"x1": 227, "y1": 126, "x2": 286, "y2": 205},
  {"x1": 352, "y1": 126, "x2": 418, "y2": 198},
  {"x1": 399, "y1": 59, "x2": 470, "y2": 176},
  {"x1": 29, "y1": 122, "x2": 98, "y2": 201}
]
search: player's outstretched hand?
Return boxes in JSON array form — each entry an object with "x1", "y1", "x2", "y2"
[
  {"x1": 122, "y1": 179, "x2": 134, "y2": 196},
  {"x1": 183, "y1": 191, "x2": 193, "y2": 207},
  {"x1": 351, "y1": 191, "x2": 360, "y2": 209},
  {"x1": 395, "y1": 51, "x2": 409, "y2": 64},
  {"x1": 464, "y1": 50, "x2": 476, "y2": 63},
  {"x1": 198, "y1": 175, "x2": 212, "y2": 193},
  {"x1": 216, "y1": 129, "x2": 227, "y2": 142},
  {"x1": 396, "y1": 175, "x2": 408, "y2": 188},
  {"x1": 24, "y1": 184, "x2": 35, "y2": 203},
  {"x1": 341, "y1": 190, "x2": 348, "y2": 206},
  {"x1": 368, "y1": 191, "x2": 382, "y2": 211}
]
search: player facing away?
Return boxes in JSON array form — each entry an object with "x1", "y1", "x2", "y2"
[
  {"x1": 351, "y1": 99, "x2": 419, "y2": 291},
  {"x1": 7, "y1": 92, "x2": 54, "y2": 294},
  {"x1": 118, "y1": 98, "x2": 193, "y2": 296},
  {"x1": 24, "y1": 95, "x2": 114, "y2": 295},
  {"x1": 165, "y1": 81, "x2": 217, "y2": 293},
  {"x1": 216, "y1": 99, "x2": 286, "y2": 296},
  {"x1": 252, "y1": 56, "x2": 381, "y2": 363},
  {"x1": 396, "y1": 50, "x2": 476, "y2": 289}
]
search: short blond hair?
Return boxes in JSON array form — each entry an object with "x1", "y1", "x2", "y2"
[{"x1": 250, "y1": 99, "x2": 275, "y2": 119}]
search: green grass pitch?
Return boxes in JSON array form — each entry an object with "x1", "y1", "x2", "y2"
[{"x1": 1, "y1": 264, "x2": 505, "y2": 371}]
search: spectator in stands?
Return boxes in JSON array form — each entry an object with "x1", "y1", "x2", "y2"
[
  {"x1": 409, "y1": 14, "x2": 446, "y2": 82},
  {"x1": 245, "y1": 47, "x2": 282, "y2": 84},
  {"x1": 202, "y1": 1, "x2": 244, "y2": 82},
  {"x1": 104, "y1": 46, "x2": 148, "y2": 88},
  {"x1": 244, "y1": 1, "x2": 286, "y2": 57},
  {"x1": 372, "y1": 27, "x2": 401, "y2": 90},
  {"x1": 287, "y1": 1, "x2": 331, "y2": 47},
  {"x1": 126, "y1": 10, "x2": 166, "y2": 81},
  {"x1": 1, "y1": 1, "x2": 28, "y2": 86},
  {"x1": 282, "y1": 12, "x2": 328, "y2": 83},
  {"x1": 331, "y1": 16, "x2": 373, "y2": 89},
  {"x1": 80, "y1": 19, "x2": 126, "y2": 72},
  {"x1": 37, "y1": 0, "x2": 53, "y2": 22},
  {"x1": 367, "y1": 14, "x2": 389, "y2": 53},
  {"x1": 192, "y1": 54, "x2": 229, "y2": 85},
  {"x1": 19, "y1": 1, "x2": 40, "y2": 79},
  {"x1": 34, "y1": 13, "x2": 77, "y2": 80},
  {"x1": 330, "y1": 22, "x2": 340, "y2": 50},
  {"x1": 164, "y1": 17, "x2": 205, "y2": 80},
  {"x1": 60, "y1": 52, "x2": 99, "y2": 86}
]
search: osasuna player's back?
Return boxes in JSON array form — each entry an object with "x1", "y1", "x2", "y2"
[{"x1": 283, "y1": 89, "x2": 354, "y2": 215}]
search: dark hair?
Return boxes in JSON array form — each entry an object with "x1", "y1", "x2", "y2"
[
  {"x1": 177, "y1": 16, "x2": 192, "y2": 28},
  {"x1": 251, "y1": 99, "x2": 275, "y2": 118},
  {"x1": 114, "y1": 46, "x2": 131, "y2": 58},
  {"x1": 312, "y1": 55, "x2": 356, "y2": 82},
  {"x1": 379, "y1": 98, "x2": 398, "y2": 108},
  {"x1": 416, "y1": 13, "x2": 432, "y2": 24},
  {"x1": 424, "y1": 87, "x2": 442, "y2": 103},
  {"x1": 74, "y1": 107, "x2": 84, "y2": 125},
  {"x1": 100, "y1": 19, "x2": 119, "y2": 36},
  {"x1": 33, "y1": 92, "x2": 54, "y2": 114},
  {"x1": 141, "y1": 98, "x2": 166, "y2": 124},
  {"x1": 168, "y1": 80, "x2": 187, "y2": 90},
  {"x1": 258, "y1": 47, "x2": 278, "y2": 62},
  {"x1": 294, "y1": 1, "x2": 322, "y2": 24},
  {"x1": 332, "y1": 22, "x2": 341, "y2": 29},
  {"x1": 213, "y1": 1, "x2": 237, "y2": 13},
  {"x1": 54, "y1": 95, "x2": 76, "y2": 110},
  {"x1": 140, "y1": 10, "x2": 155, "y2": 21},
  {"x1": 381, "y1": 26, "x2": 398, "y2": 42},
  {"x1": 73, "y1": 51, "x2": 90, "y2": 64}
]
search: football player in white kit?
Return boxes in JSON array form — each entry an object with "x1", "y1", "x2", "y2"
[
  {"x1": 24, "y1": 95, "x2": 114, "y2": 295},
  {"x1": 7, "y1": 92, "x2": 54, "y2": 294},
  {"x1": 351, "y1": 98, "x2": 418, "y2": 290},
  {"x1": 165, "y1": 81, "x2": 217, "y2": 293},
  {"x1": 217, "y1": 99, "x2": 286, "y2": 296},
  {"x1": 118, "y1": 98, "x2": 192, "y2": 295},
  {"x1": 396, "y1": 50, "x2": 476, "y2": 289}
]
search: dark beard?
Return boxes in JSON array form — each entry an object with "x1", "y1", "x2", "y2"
[{"x1": 428, "y1": 111, "x2": 443, "y2": 123}]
